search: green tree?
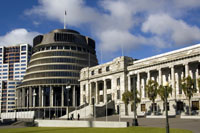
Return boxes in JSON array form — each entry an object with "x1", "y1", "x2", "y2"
[
  {"x1": 158, "y1": 84, "x2": 172, "y2": 111},
  {"x1": 145, "y1": 80, "x2": 158, "y2": 115},
  {"x1": 122, "y1": 90, "x2": 141, "y2": 116},
  {"x1": 122, "y1": 91, "x2": 133, "y2": 115},
  {"x1": 180, "y1": 76, "x2": 196, "y2": 115}
]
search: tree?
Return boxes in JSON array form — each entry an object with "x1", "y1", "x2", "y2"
[
  {"x1": 180, "y1": 76, "x2": 196, "y2": 115},
  {"x1": 158, "y1": 84, "x2": 172, "y2": 111},
  {"x1": 145, "y1": 80, "x2": 158, "y2": 115},
  {"x1": 122, "y1": 91, "x2": 132, "y2": 115},
  {"x1": 122, "y1": 90, "x2": 140, "y2": 116}
]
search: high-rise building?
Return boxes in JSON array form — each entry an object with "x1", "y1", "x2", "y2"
[
  {"x1": 17, "y1": 29, "x2": 98, "y2": 118},
  {"x1": 0, "y1": 44, "x2": 32, "y2": 113}
]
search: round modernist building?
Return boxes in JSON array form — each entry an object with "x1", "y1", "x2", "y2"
[{"x1": 16, "y1": 29, "x2": 98, "y2": 117}]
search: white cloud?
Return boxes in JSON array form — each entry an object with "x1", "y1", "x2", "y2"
[
  {"x1": 142, "y1": 14, "x2": 200, "y2": 46},
  {"x1": 0, "y1": 29, "x2": 40, "y2": 46},
  {"x1": 25, "y1": 0, "x2": 200, "y2": 57}
]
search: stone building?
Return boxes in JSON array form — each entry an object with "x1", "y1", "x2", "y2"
[
  {"x1": 79, "y1": 44, "x2": 200, "y2": 117},
  {"x1": 16, "y1": 29, "x2": 98, "y2": 118}
]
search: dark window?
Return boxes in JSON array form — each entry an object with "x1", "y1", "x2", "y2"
[
  {"x1": 46, "y1": 46, "x2": 50, "y2": 50},
  {"x1": 107, "y1": 94, "x2": 112, "y2": 102},
  {"x1": 83, "y1": 85, "x2": 86, "y2": 91},
  {"x1": 52, "y1": 46, "x2": 57, "y2": 49},
  {"x1": 64, "y1": 46, "x2": 70, "y2": 50},
  {"x1": 98, "y1": 69, "x2": 102, "y2": 74},
  {"x1": 163, "y1": 102, "x2": 170, "y2": 111},
  {"x1": 177, "y1": 101, "x2": 184, "y2": 111},
  {"x1": 151, "y1": 103, "x2": 157, "y2": 112},
  {"x1": 192, "y1": 101, "x2": 199, "y2": 110},
  {"x1": 106, "y1": 66, "x2": 110, "y2": 72},
  {"x1": 117, "y1": 78, "x2": 120, "y2": 86},
  {"x1": 21, "y1": 46, "x2": 26, "y2": 51},
  {"x1": 117, "y1": 90, "x2": 120, "y2": 99},
  {"x1": 71, "y1": 46, "x2": 76, "y2": 50},
  {"x1": 0, "y1": 48, "x2": 2, "y2": 53},
  {"x1": 58, "y1": 46, "x2": 63, "y2": 49},
  {"x1": 91, "y1": 71, "x2": 94, "y2": 75},
  {"x1": 141, "y1": 104, "x2": 146, "y2": 112},
  {"x1": 77, "y1": 47, "x2": 82, "y2": 51}
]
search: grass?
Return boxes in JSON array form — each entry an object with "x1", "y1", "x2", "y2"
[{"x1": 0, "y1": 127, "x2": 192, "y2": 133}]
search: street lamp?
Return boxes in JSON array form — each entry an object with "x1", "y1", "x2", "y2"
[
  {"x1": 132, "y1": 85, "x2": 138, "y2": 126},
  {"x1": 66, "y1": 85, "x2": 71, "y2": 120},
  {"x1": 15, "y1": 97, "x2": 18, "y2": 121},
  {"x1": 164, "y1": 81, "x2": 170, "y2": 133},
  {"x1": 92, "y1": 96, "x2": 95, "y2": 120},
  {"x1": 117, "y1": 100, "x2": 121, "y2": 122}
]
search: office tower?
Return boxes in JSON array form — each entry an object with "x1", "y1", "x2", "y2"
[{"x1": 0, "y1": 44, "x2": 32, "y2": 113}]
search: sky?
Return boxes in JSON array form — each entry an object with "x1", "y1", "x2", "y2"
[{"x1": 1, "y1": 0, "x2": 200, "y2": 64}]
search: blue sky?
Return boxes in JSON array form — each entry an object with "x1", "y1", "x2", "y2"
[{"x1": 1, "y1": 0, "x2": 200, "y2": 64}]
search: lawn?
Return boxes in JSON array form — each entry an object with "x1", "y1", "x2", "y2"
[{"x1": 0, "y1": 127, "x2": 192, "y2": 133}]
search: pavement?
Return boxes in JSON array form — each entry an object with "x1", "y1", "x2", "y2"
[
  {"x1": 87, "y1": 115, "x2": 200, "y2": 133},
  {"x1": 0, "y1": 115, "x2": 200, "y2": 133}
]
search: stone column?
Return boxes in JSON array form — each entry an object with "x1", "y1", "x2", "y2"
[
  {"x1": 22, "y1": 88, "x2": 25, "y2": 107},
  {"x1": 128, "y1": 75, "x2": 131, "y2": 91},
  {"x1": 50, "y1": 86, "x2": 53, "y2": 107},
  {"x1": 89, "y1": 83, "x2": 92, "y2": 105},
  {"x1": 61, "y1": 86, "x2": 64, "y2": 107},
  {"x1": 185, "y1": 63, "x2": 189, "y2": 77},
  {"x1": 39, "y1": 86, "x2": 42, "y2": 107},
  {"x1": 41, "y1": 88, "x2": 44, "y2": 107},
  {"x1": 196, "y1": 68, "x2": 199, "y2": 92},
  {"x1": 96, "y1": 82, "x2": 98, "y2": 104},
  {"x1": 29, "y1": 87, "x2": 32, "y2": 107},
  {"x1": 171, "y1": 66, "x2": 176, "y2": 98},
  {"x1": 33, "y1": 88, "x2": 36, "y2": 107},
  {"x1": 73, "y1": 86, "x2": 76, "y2": 107},
  {"x1": 137, "y1": 73, "x2": 140, "y2": 94},
  {"x1": 158, "y1": 68, "x2": 162, "y2": 85},
  {"x1": 104, "y1": 80, "x2": 107, "y2": 103}
]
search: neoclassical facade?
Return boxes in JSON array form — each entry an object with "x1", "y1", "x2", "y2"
[{"x1": 80, "y1": 44, "x2": 200, "y2": 117}]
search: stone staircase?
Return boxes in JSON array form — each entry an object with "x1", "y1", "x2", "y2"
[{"x1": 60, "y1": 101, "x2": 115, "y2": 119}]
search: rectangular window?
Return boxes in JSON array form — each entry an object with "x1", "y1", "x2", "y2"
[
  {"x1": 21, "y1": 60, "x2": 26, "y2": 62},
  {"x1": 21, "y1": 56, "x2": 26, "y2": 59},
  {"x1": 98, "y1": 69, "x2": 102, "y2": 74},
  {"x1": 52, "y1": 46, "x2": 57, "y2": 49},
  {"x1": 91, "y1": 70, "x2": 94, "y2": 75},
  {"x1": 21, "y1": 52, "x2": 26, "y2": 55},
  {"x1": 141, "y1": 104, "x2": 146, "y2": 112},
  {"x1": 21, "y1": 67, "x2": 26, "y2": 70},
  {"x1": 117, "y1": 78, "x2": 120, "y2": 86},
  {"x1": 21, "y1": 46, "x2": 26, "y2": 51},
  {"x1": 21, "y1": 64, "x2": 26, "y2": 66},
  {"x1": 117, "y1": 90, "x2": 120, "y2": 99},
  {"x1": 192, "y1": 101, "x2": 199, "y2": 111},
  {"x1": 15, "y1": 68, "x2": 20, "y2": 70},
  {"x1": 83, "y1": 85, "x2": 86, "y2": 91},
  {"x1": 163, "y1": 102, "x2": 170, "y2": 111},
  {"x1": 71, "y1": 46, "x2": 76, "y2": 50},
  {"x1": 106, "y1": 66, "x2": 110, "y2": 72}
]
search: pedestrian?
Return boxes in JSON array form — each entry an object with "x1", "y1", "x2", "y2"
[{"x1": 78, "y1": 113, "x2": 80, "y2": 120}]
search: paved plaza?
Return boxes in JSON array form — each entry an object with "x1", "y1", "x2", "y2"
[
  {"x1": 86, "y1": 115, "x2": 200, "y2": 133},
  {"x1": 0, "y1": 115, "x2": 200, "y2": 133}
]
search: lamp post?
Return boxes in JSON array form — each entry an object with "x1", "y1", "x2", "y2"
[
  {"x1": 132, "y1": 84, "x2": 138, "y2": 126},
  {"x1": 15, "y1": 97, "x2": 18, "y2": 121},
  {"x1": 92, "y1": 96, "x2": 95, "y2": 120},
  {"x1": 66, "y1": 85, "x2": 71, "y2": 120},
  {"x1": 117, "y1": 101, "x2": 121, "y2": 122},
  {"x1": 164, "y1": 81, "x2": 170, "y2": 133}
]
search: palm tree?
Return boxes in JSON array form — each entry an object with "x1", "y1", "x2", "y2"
[
  {"x1": 145, "y1": 80, "x2": 158, "y2": 115},
  {"x1": 180, "y1": 76, "x2": 196, "y2": 115},
  {"x1": 158, "y1": 84, "x2": 172, "y2": 111},
  {"x1": 122, "y1": 91, "x2": 133, "y2": 115}
]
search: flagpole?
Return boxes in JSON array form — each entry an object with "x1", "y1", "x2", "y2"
[{"x1": 64, "y1": 10, "x2": 66, "y2": 29}]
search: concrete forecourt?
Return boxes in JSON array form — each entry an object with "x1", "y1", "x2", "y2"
[{"x1": 0, "y1": 127, "x2": 192, "y2": 133}]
